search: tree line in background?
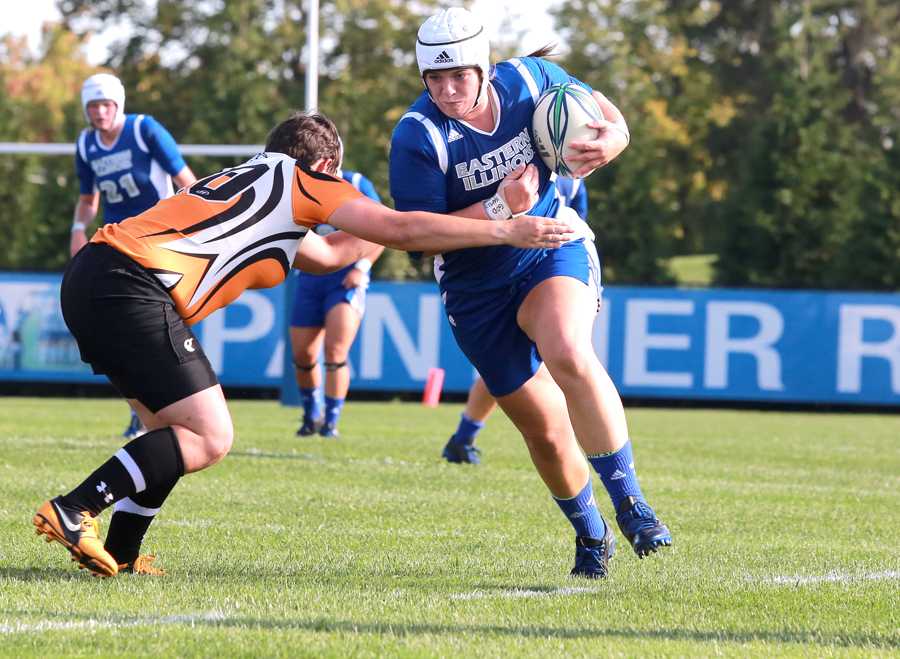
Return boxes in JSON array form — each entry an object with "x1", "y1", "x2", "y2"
[{"x1": 1, "y1": 0, "x2": 897, "y2": 289}]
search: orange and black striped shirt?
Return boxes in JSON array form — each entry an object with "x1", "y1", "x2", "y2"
[{"x1": 92, "y1": 152, "x2": 362, "y2": 324}]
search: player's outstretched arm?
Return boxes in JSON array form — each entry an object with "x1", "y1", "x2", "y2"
[
  {"x1": 326, "y1": 197, "x2": 574, "y2": 253},
  {"x1": 293, "y1": 231, "x2": 381, "y2": 274}
]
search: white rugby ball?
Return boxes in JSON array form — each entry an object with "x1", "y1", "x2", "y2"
[{"x1": 531, "y1": 83, "x2": 603, "y2": 178}]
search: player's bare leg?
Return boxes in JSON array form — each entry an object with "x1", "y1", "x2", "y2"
[
  {"x1": 497, "y1": 367, "x2": 615, "y2": 577},
  {"x1": 319, "y1": 302, "x2": 361, "y2": 437},
  {"x1": 291, "y1": 326, "x2": 325, "y2": 436},
  {"x1": 518, "y1": 275, "x2": 671, "y2": 557},
  {"x1": 111, "y1": 386, "x2": 233, "y2": 572}
]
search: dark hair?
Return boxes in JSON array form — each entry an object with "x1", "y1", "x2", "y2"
[
  {"x1": 264, "y1": 111, "x2": 341, "y2": 172},
  {"x1": 526, "y1": 43, "x2": 557, "y2": 59}
]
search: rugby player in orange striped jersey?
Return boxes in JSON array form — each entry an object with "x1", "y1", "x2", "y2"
[{"x1": 32, "y1": 111, "x2": 574, "y2": 577}]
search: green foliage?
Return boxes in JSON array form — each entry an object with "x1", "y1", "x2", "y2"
[
  {"x1": 684, "y1": 0, "x2": 900, "y2": 289},
  {"x1": 667, "y1": 253, "x2": 715, "y2": 286},
  {"x1": 1, "y1": 0, "x2": 898, "y2": 288},
  {"x1": 0, "y1": 27, "x2": 94, "y2": 270},
  {"x1": 552, "y1": 0, "x2": 900, "y2": 289},
  {"x1": 1, "y1": 398, "x2": 898, "y2": 655}
]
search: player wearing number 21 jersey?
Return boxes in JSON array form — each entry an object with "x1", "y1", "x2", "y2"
[
  {"x1": 74, "y1": 74, "x2": 196, "y2": 227},
  {"x1": 75, "y1": 113, "x2": 187, "y2": 222}
]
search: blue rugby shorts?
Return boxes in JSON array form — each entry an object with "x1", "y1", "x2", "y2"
[
  {"x1": 290, "y1": 266, "x2": 368, "y2": 328},
  {"x1": 443, "y1": 238, "x2": 601, "y2": 397}
]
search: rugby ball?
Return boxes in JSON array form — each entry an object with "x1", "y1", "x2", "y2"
[{"x1": 531, "y1": 83, "x2": 603, "y2": 178}]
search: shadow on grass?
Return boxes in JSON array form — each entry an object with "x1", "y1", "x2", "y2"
[
  {"x1": 0, "y1": 606, "x2": 896, "y2": 649},
  {"x1": 0, "y1": 567, "x2": 85, "y2": 582}
]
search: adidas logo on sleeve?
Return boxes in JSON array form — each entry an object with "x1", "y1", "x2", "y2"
[{"x1": 433, "y1": 50, "x2": 454, "y2": 64}]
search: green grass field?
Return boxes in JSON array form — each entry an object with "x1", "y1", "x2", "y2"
[{"x1": 1, "y1": 397, "x2": 897, "y2": 657}]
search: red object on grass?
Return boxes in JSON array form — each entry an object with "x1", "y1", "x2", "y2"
[{"x1": 422, "y1": 367, "x2": 445, "y2": 407}]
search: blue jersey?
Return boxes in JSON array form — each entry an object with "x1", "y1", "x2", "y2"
[
  {"x1": 75, "y1": 113, "x2": 187, "y2": 224},
  {"x1": 342, "y1": 170, "x2": 380, "y2": 203},
  {"x1": 555, "y1": 176, "x2": 588, "y2": 221},
  {"x1": 390, "y1": 57, "x2": 591, "y2": 294},
  {"x1": 292, "y1": 169, "x2": 381, "y2": 327}
]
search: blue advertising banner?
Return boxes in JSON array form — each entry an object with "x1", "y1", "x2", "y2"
[
  {"x1": 0, "y1": 272, "x2": 286, "y2": 387},
  {"x1": 1, "y1": 271, "x2": 897, "y2": 406}
]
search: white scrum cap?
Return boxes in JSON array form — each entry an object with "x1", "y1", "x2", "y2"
[
  {"x1": 81, "y1": 73, "x2": 125, "y2": 125},
  {"x1": 416, "y1": 7, "x2": 490, "y2": 99}
]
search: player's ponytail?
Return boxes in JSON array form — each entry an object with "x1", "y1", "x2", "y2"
[{"x1": 526, "y1": 44, "x2": 558, "y2": 59}]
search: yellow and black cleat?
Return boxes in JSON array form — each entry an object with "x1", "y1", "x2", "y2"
[{"x1": 33, "y1": 497, "x2": 118, "y2": 578}]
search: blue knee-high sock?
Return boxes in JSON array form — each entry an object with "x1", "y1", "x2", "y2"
[
  {"x1": 553, "y1": 478, "x2": 607, "y2": 540},
  {"x1": 588, "y1": 440, "x2": 645, "y2": 512},
  {"x1": 451, "y1": 413, "x2": 484, "y2": 446},
  {"x1": 324, "y1": 396, "x2": 344, "y2": 426},
  {"x1": 300, "y1": 387, "x2": 322, "y2": 421}
]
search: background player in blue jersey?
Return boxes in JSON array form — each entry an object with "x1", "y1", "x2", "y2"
[
  {"x1": 71, "y1": 73, "x2": 197, "y2": 256},
  {"x1": 390, "y1": 7, "x2": 671, "y2": 578},
  {"x1": 67, "y1": 72, "x2": 196, "y2": 572},
  {"x1": 442, "y1": 176, "x2": 588, "y2": 466},
  {"x1": 290, "y1": 163, "x2": 384, "y2": 438},
  {"x1": 70, "y1": 73, "x2": 197, "y2": 442}
]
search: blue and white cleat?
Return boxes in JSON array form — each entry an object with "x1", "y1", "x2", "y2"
[
  {"x1": 318, "y1": 422, "x2": 339, "y2": 438},
  {"x1": 615, "y1": 496, "x2": 672, "y2": 558},
  {"x1": 122, "y1": 410, "x2": 145, "y2": 440},
  {"x1": 441, "y1": 436, "x2": 481, "y2": 464},
  {"x1": 570, "y1": 522, "x2": 616, "y2": 579},
  {"x1": 296, "y1": 416, "x2": 323, "y2": 437}
]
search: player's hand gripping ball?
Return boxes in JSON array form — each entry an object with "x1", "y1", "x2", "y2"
[{"x1": 531, "y1": 83, "x2": 603, "y2": 178}]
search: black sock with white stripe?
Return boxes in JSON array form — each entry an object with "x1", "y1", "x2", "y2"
[
  {"x1": 103, "y1": 477, "x2": 179, "y2": 565},
  {"x1": 61, "y1": 427, "x2": 185, "y2": 516}
]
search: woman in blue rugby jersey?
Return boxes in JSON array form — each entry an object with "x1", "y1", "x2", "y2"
[
  {"x1": 290, "y1": 161, "x2": 385, "y2": 440},
  {"x1": 389, "y1": 7, "x2": 671, "y2": 578}
]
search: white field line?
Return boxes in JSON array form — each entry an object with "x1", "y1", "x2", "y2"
[
  {"x1": 0, "y1": 611, "x2": 227, "y2": 635},
  {"x1": 751, "y1": 570, "x2": 900, "y2": 586},
  {"x1": 450, "y1": 586, "x2": 598, "y2": 601}
]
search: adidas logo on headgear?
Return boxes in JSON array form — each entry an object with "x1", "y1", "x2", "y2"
[{"x1": 433, "y1": 50, "x2": 454, "y2": 64}]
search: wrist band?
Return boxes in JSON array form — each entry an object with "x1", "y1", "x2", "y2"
[
  {"x1": 354, "y1": 258, "x2": 372, "y2": 274},
  {"x1": 71, "y1": 222, "x2": 86, "y2": 232},
  {"x1": 482, "y1": 193, "x2": 513, "y2": 221}
]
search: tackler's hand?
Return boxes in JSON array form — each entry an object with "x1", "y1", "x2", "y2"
[
  {"x1": 496, "y1": 163, "x2": 540, "y2": 216},
  {"x1": 503, "y1": 215, "x2": 576, "y2": 249}
]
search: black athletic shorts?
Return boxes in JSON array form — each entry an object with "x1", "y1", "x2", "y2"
[{"x1": 60, "y1": 243, "x2": 218, "y2": 412}]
